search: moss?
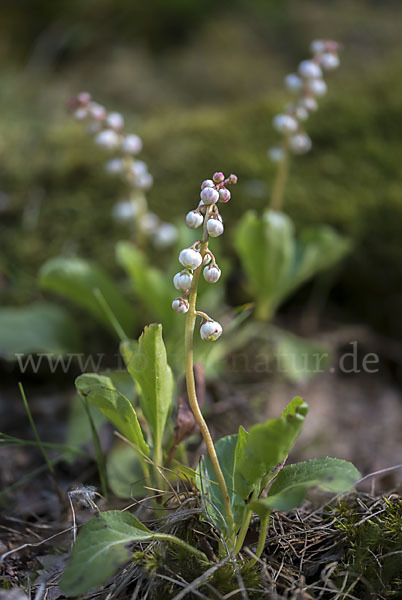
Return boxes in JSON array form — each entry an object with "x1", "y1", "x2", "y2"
[{"x1": 335, "y1": 496, "x2": 402, "y2": 598}]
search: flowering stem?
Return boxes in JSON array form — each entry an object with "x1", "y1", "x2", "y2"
[
  {"x1": 270, "y1": 148, "x2": 289, "y2": 212},
  {"x1": 184, "y1": 211, "x2": 235, "y2": 542}
]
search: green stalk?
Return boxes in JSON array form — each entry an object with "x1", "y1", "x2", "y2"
[
  {"x1": 249, "y1": 510, "x2": 271, "y2": 566},
  {"x1": 234, "y1": 484, "x2": 261, "y2": 554},
  {"x1": 184, "y1": 208, "x2": 235, "y2": 541},
  {"x1": 269, "y1": 147, "x2": 289, "y2": 212}
]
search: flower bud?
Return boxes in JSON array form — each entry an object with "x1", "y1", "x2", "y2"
[
  {"x1": 203, "y1": 264, "x2": 221, "y2": 283},
  {"x1": 172, "y1": 297, "x2": 189, "y2": 313},
  {"x1": 131, "y1": 160, "x2": 148, "y2": 178},
  {"x1": 295, "y1": 105, "x2": 309, "y2": 121},
  {"x1": 218, "y1": 188, "x2": 231, "y2": 203},
  {"x1": 298, "y1": 60, "x2": 322, "y2": 79},
  {"x1": 201, "y1": 179, "x2": 214, "y2": 189},
  {"x1": 320, "y1": 52, "x2": 340, "y2": 71},
  {"x1": 90, "y1": 102, "x2": 107, "y2": 121},
  {"x1": 310, "y1": 40, "x2": 325, "y2": 55},
  {"x1": 95, "y1": 129, "x2": 119, "y2": 149},
  {"x1": 74, "y1": 108, "x2": 88, "y2": 121},
  {"x1": 284, "y1": 73, "x2": 303, "y2": 92},
  {"x1": 200, "y1": 187, "x2": 219, "y2": 205},
  {"x1": 213, "y1": 172, "x2": 225, "y2": 183},
  {"x1": 105, "y1": 158, "x2": 124, "y2": 174},
  {"x1": 106, "y1": 112, "x2": 124, "y2": 130},
  {"x1": 207, "y1": 218, "x2": 224, "y2": 237},
  {"x1": 136, "y1": 172, "x2": 153, "y2": 190},
  {"x1": 174, "y1": 271, "x2": 193, "y2": 291},
  {"x1": 203, "y1": 253, "x2": 212, "y2": 265},
  {"x1": 153, "y1": 223, "x2": 178, "y2": 247},
  {"x1": 272, "y1": 114, "x2": 298, "y2": 134},
  {"x1": 185, "y1": 210, "x2": 203, "y2": 229},
  {"x1": 179, "y1": 248, "x2": 202, "y2": 269},
  {"x1": 289, "y1": 134, "x2": 312, "y2": 154},
  {"x1": 268, "y1": 146, "x2": 285, "y2": 162},
  {"x1": 140, "y1": 212, "x2": 159, "y2": 233},
  {"x1": 307, "y1": 78, "x2": 327, "y2": 97},
  {"x1": 122, "y1": 134, "x2": 143, "y2": 154},
  {"x1": 228, "y1": 174, "x2": 238, "y2": 184},
  {"x1": 300, "y1": 97, "x2": 318, "y2": 112},
  {"x1": 77, "y1": 91, "x2": 91, "y2": 105},
  {"x1": 112, "y1": 200, "x2": 138, "y2": 221},
  {"x1": 200, "y1": 320, "x2": 223, "y2": 341}
]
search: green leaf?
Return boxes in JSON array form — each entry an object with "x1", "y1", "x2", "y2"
[
  {"x1": 282, "y1": 225, "x2": 351, "y2": 299},
  {"x1": 39, "y1": 256, "x2": 135, "y2": 335},
  {"x1": 75, "y1": 373, "x2": 149, "y2": 457},
  {"x1": 60, "y1": 510, "x2": 153, "y2": 596},
  {"x1": 0, "y1": 302, "x2": 81, "y2": 358},
  {"x1": 250, "y1": 457, "x2": 361, "y2": 515},
  {"x1": 107, "y1": 443, "x2": 147, "y2": 498},
  {"x1": 116, "y1": 241, "x2": 174, "y2": 328},
  {"x1": 234, "y1": 210, "x2": 350, "y2": 320},
  {"x1": 234, "y1": 397, "x2": 308, "y2": 499},
  {"x1": 120, "y1": 324, "x2": 173, "y2": 449},
  {"x1": 234, "y1": 210, "x2": 295, "y2": 318},
  {"x1": 198, "y1": 435, "x2": 246, "y2": 534}
]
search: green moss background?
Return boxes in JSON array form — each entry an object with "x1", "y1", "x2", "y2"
[{"x1": 1, "y1": 0, "x2": 402, "y2": 338}]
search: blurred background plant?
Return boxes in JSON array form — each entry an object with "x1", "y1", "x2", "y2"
[{"x1": 1, "y1": 0, "x2": 401, "y2": 358}]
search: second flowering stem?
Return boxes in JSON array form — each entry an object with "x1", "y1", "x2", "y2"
[{"x1": 184, "y1": 209, "x2": 235, "y2": 541}]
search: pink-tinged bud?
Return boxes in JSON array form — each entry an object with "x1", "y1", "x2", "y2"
[
  {"x1": 179, "y1": 248, "x2": 202, "y2": 269},
  {"x1": 325, "y1": 40, "x2": 340, "y2": 53},
  {"x1": 213, "y1": 171, "x2": 225, "y2": 183},
  {"x1": 289, "y1": 134, "x2": 312, "y2": 154},
  {"x1": 174, "y1": 271, "x2": 193, "y2": 291},
  {"x1": 298, "y1": 60, "x2": 322, "y2": 79},
  {"x1": 218, "y1": 188, "x2": 231, "y2": 203},
  {"x1": 172, "y1": 297, "x2": 189, "y2": 313},
  {"x1": 203, "y1": 264, "x2": 221, "y2": 283},
  {"x1": 228, "y1": 173, "x2": 238, "y2": 184},
  {"x1": 320, "y1": 52, "x2": 340, "y2": 71},
  {"x1": 77, "y1": 92, "x2": 91, "y2": 105},
  {"x1": 185, "y1": 210, "x2": 203, "y2": 229},
  {"x1": 207, "y1": 218, "x2": 224, "y2": 237},
  {"x1": 200, "y1": 187, "x2": 219, "y2": 205},
  {"x1": 90, "y1": 103, "x2": 107, "y2": 121},
  {"x1": 203, "y1": 253, "x2": 212, "y2": 265},
  {"x1": 273, "y1": 114, "x2": 298, "y2": 134},
  {"x1": 122, "y1": 134, "x2": 143, "y2": 154},
  {"x1": 106, "y1": 112, "x2": 124, "y2": 130},
  {"x1": 201, "y1": 179, "x2": 214, "y2": 189},
  {"x1": 74, "y1": 108, "x2": 88, "y2": 121},
  {"x1": 200, "y1": 320, "x2": 222, "y2": 341},
  {"x1": 95, "y1": 129, "x2": 119, "y2": 149}
]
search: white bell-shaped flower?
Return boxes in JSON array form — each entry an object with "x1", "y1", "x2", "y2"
[
  {"x1": 179, "y1": 248, "x2": 202, "y2": 269},
  {"x1": 173, "y1": 271, "x2": 193, "y2": 291},
  {"x1": 200, "y1": 320, "x2": 223, "y2": 341}
]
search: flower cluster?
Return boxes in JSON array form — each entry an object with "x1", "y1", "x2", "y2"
[
  {"x1": 268, "y1": 40, "x2": 341, "y2": 160},
  {"x1": 172, "y1": 172, "x2": 237, "y2": 340},
  {"x1": 69, "y1": 92, "x2": 177, "y2": 248}
]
